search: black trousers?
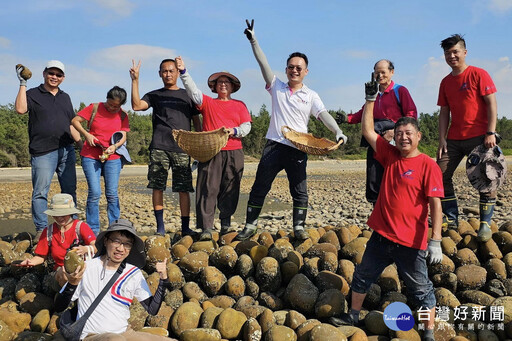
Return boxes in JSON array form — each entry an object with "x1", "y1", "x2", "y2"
[{"x1": 248, "y1": 140, "x2": 308, "y2": 208}]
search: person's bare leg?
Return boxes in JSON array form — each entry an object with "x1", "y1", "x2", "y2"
[{"x1": 349, "y1": 291, "x2": 366, "y2": 322}]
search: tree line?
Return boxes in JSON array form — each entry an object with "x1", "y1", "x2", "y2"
[{"x1": 1, "y1": 103, "x2": 510, "y2": 167}]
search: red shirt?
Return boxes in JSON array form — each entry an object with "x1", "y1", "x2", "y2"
[
  {"x1": 78, "y1": 103, "x2": 130, "y2": 160},
  {"x1": 348, "y1": 81, "x2": 417, "y2": 124},
  {"x1": 369, "y1": 137, "x2": 444, "y2": 250},
  {"x1": 34, "y1": 220, "x2": 96, "y2": 269},
  {"x1": 438, "y1": 66, "x2": 496, "y2": 140},
  {"x1": 199, "y1": 95, "x2": 252, "y2": 150}
]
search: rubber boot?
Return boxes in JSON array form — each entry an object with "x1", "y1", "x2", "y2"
[
  {"x1": 292, "y1": 205, "x2": 309, "y2": 240},
  {"x1": 220, "y1": 217, "x2": 231, "y2": 235},
  {"x1": 154, "y1": 209, "x2": 165, "y2": 235},
  {"x1": 477, "y1": 196, "x2": 495, "y2": 242},
  {"x1": 236, "y1": 205, "x2": 261, "y2": 241},
  {"x1": 441, "y1": 196, "x2": 458, "y2": 230}
]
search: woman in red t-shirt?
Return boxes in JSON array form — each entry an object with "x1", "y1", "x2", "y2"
[
  {"x1": 18, "y1": 194, "x2": 96, "y2": 286},
  {"x1": 71, "y1": 86, "x2": 130, "y2": 235}
]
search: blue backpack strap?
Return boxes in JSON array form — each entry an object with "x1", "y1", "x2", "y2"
[
  {"x1": 393, "y1": 84, "x2": 402, "y2": 105},
  {"x1": 393, "y1": 83, "x2": 404, "y2": 115}
]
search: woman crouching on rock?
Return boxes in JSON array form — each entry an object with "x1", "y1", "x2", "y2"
[{"x1": 18, "y1": 193, "x2": 97, "y2": 287}]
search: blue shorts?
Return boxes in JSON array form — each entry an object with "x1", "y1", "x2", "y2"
[{"x1": 352, "y1": 232, "x2": 436, "y2": 309}]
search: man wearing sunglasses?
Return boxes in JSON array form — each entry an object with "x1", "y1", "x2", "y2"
[
  {"x1": 15, "y1": 60, "x2": 80, "y2": 242},
  {"x1": 236, "y1": 20, "x2": 347, "y2": 241}
]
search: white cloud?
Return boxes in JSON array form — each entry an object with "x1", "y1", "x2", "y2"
[
  {"x1": 0, "y1": 37, "x2": 11, "y2": 49},
  {"x1": 91, "y1": 0, "x2": 136, "y2": 18},
  {"x1": 488, "y1": 0, "x2": 512, "y2": 13},
  {"x1": 341, "y1": 50, "x2": 373, "y2": 60},
  {"x1": 88, "y1": 44, "x2": 179, "y2": 71}
]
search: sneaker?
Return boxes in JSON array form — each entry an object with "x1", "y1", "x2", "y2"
[
  {"x1": 182, "y1": 229, "x2": 198, "y2": 238},
  {"x1": 199, "y1": 229, "x2": 213, "y2": 241},
  {"x1": 328, "y1": 313, "x2": 356, "y2": 327}
]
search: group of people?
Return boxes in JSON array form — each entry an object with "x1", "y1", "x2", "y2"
[{"x1": 13, "y1": 19, "x2": 502, "y2": 341}]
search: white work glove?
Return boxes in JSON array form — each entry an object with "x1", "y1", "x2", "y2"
[
  {"x1": 427, "y1": 239, "x2": 443, "y2": 265},
  {"x1": 16, "y1": 65, "x2": 27, "y2": 86},
  {"x1": 336, "y1": 130, "x2": 348, "y2": 144},
  {"x1": 365, "y1": 72, "x2": 378, "y2": 102}
]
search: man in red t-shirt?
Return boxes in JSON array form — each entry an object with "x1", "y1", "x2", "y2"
[
  {"x1": 331, "y1": 75, "x2": 443, "y2": 341},
  {"x1": 436, "y1": 34, "x2": 498, "y2": 242}
]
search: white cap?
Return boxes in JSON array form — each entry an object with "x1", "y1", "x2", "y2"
[{"x1": 45, "y1": 60, "x2": 65, "y2": 74}]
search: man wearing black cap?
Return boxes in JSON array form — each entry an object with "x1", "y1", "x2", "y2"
[
  {"x1": 15, "y1": 60, "x2": 80, "y2": 241},
  {"x1": 55, "y1": 219, "x2": 170, "y2": 340}
]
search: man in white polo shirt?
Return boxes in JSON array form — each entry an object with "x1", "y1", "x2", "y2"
[{"x1": 236, "y1": 20, "x2": 347, "y2": 241}]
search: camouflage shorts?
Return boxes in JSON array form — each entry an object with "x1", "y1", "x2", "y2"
[{"x1": 147, "y1": 149, "x2": 194, "y2": 192}]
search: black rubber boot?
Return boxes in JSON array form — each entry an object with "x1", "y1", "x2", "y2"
[
  {"x1": 293, "y1": 206, "x2": 309, "y2": 240},
  {"x1": 236, "y1": 205, "x2": 261, "y2": 241},
  {"x1": 441, "y1": 196, "x2": 458, "y2": 229}
]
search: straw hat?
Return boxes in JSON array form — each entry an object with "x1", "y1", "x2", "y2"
[{"x1": 207, "y1": 71, "x2": 241, "y2": 93}]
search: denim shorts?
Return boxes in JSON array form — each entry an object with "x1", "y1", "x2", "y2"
[
  {"x1": 352, "y1": 232, "x2": 436, "y2": 309},
  {"x1": 147, "y1": 149, "x2": 193, "y2": 192}
]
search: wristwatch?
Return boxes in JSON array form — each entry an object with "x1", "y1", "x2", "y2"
[{"x1": 486, "y1": 131, "x2": 496, "y2": 136}]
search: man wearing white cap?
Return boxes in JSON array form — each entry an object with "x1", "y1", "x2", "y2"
[{"x1": 15, "y1": 60, "x2": 80, "y2": 241}]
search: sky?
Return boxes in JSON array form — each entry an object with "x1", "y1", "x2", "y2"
[{"x1": 1, "y1": 0, "x2": 511, "y2": 119}]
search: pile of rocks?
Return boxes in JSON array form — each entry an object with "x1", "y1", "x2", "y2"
[{"x1": 1, "y1": 217, "x2": 512, "y2": 340}]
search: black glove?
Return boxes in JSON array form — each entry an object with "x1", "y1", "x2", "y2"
[
  {"x1": 365, "y1": 72, "x2": 379, "y2": 101},
  {"x1": 244, "y1": 19, "x2": 254, "y2": 41},
  {"x1": 335, "y1": 111, "x2": 347, "y2": 124}
]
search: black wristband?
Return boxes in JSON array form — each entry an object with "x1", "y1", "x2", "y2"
[
  {"x1": 179, "y1": 68, "x2": 186, "y2": 75},
  {"x1": 486, "y1": 131, "x2": 496, "y2": 136}
]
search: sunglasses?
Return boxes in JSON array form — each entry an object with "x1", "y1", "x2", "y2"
[
  {"x1": 47, "y1": 71, "x2": 64, "y2": 78},
  {"x1": 287, "y1": 65, "x2": 303, "y2": 72}
]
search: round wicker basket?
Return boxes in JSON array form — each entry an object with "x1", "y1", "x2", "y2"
[
  {"x1": 172, "y1": 127, "x2": 229, "y2": 162},
  {"x1": 281, "y1": 125, "x2": 343, "y2": 155}
]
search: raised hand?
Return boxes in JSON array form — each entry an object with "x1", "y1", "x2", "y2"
[
  {"x1": 175, "y1": 56, "x2": 186, "y2": 72},
  {"x1": 335, "y1": 111, "x2": 347, "y2": 124},
  {"x1": 155, "y1": 258, "x2": 168, "y2": 280},
  {"x1": 365, "y1": 72, "x2": 379, "y2": 102},
  {"x1": 129, "y1": 59, "x2": 141, "y2": 81},
  {"x1": 16, "y1": 65, "x2": 27, "y2": 86},
  {"x1": 244, "y1": 19, "x2": 255, "y2": 41}
]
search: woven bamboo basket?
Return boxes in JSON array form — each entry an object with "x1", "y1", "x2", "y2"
[
  {"x1": 281, "y1": 125, "x2": 343, "y2": 155},
  {"x1": 172, "y1": 127, "x2": 229, "y2": 162}
]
